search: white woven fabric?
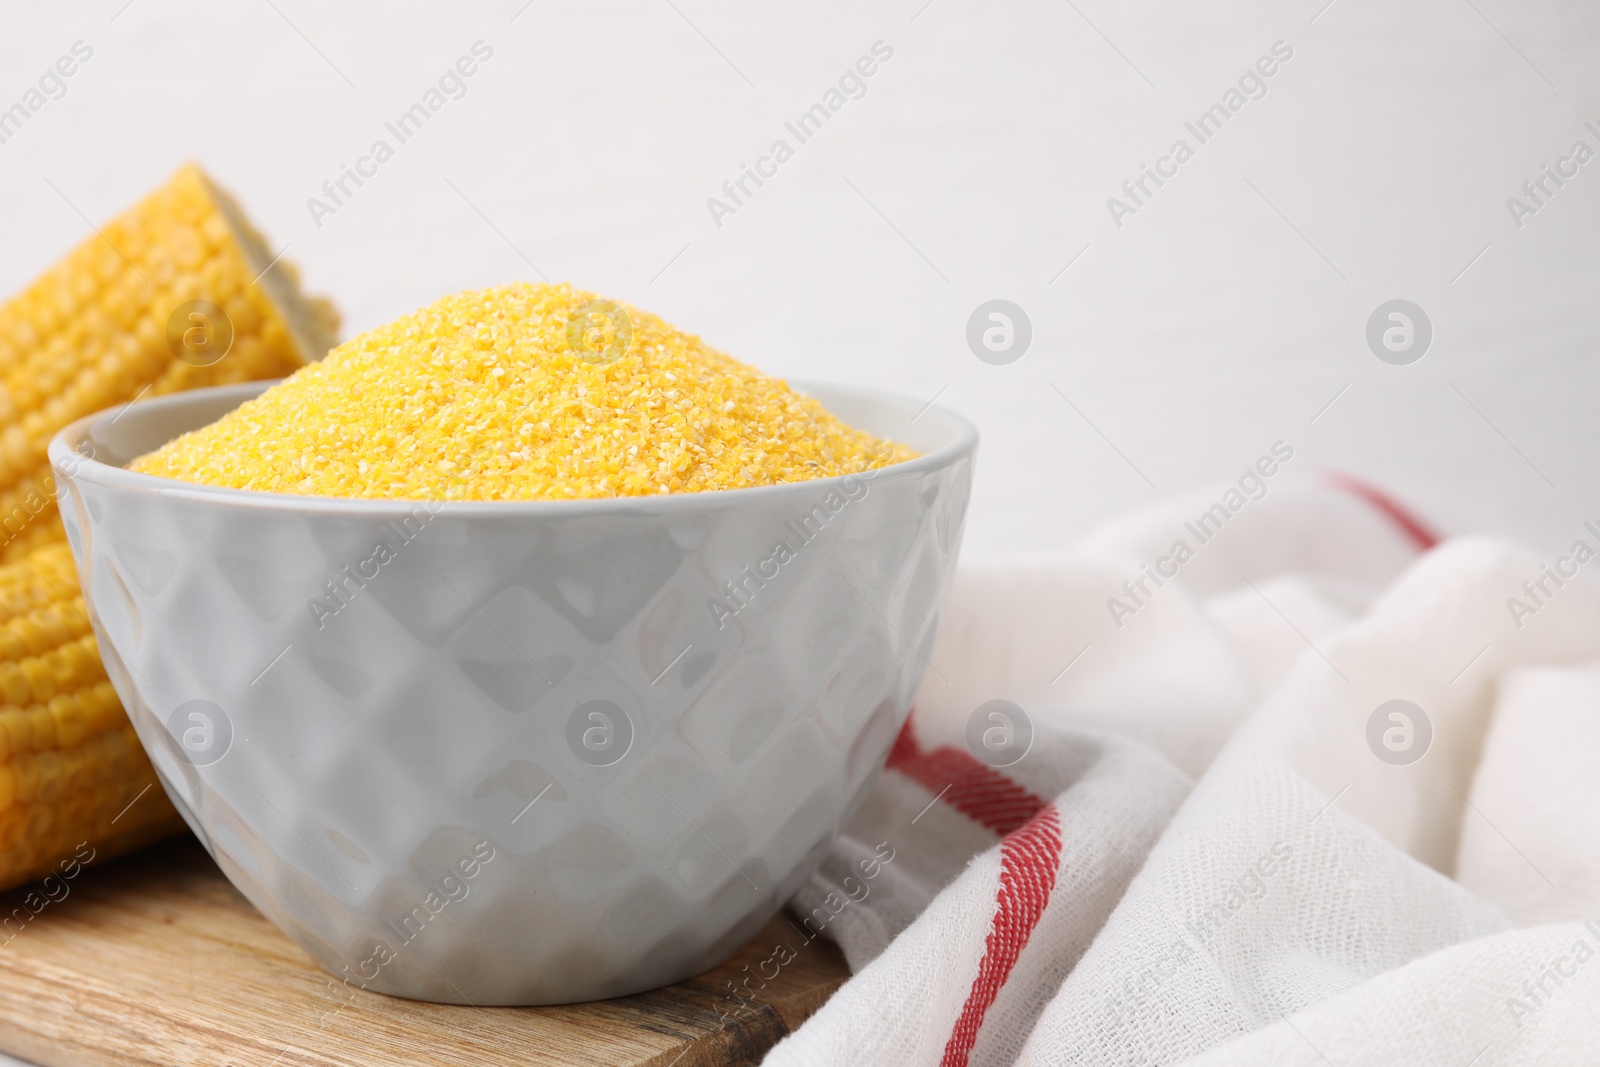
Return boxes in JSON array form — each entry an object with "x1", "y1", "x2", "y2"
[{"x1": 765, "y1": 481, "x2": 1600, "y2": 1065}]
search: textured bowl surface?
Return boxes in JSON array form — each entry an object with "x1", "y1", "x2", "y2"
[{"x1": 48, "y1": 380, "x2": 975, "y2": 1004}]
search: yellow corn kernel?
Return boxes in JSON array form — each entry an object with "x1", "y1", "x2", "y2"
[
  {"x1": 13, "y1": 756, "x2": 38, "y2": 805},
  {"x1": 19, "y1": 657, "x2": 56, "y2": 705},
  {"x1": 0, "y1": 664, "x2": 26, "y2": 706},
  {"x1": 49, "y1": 693, "x2": 86, "y2": 750},
  {"x1": 26, "y1": 707, "x2": 53, "y2": 753}
]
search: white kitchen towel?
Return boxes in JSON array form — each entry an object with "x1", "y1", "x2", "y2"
[{"x1": 765, "y1": 478, "x2": 1600, "y2": 1066}]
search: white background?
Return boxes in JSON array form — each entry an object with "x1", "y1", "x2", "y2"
[
  {"x1": 3, "y1": 1, "x2": 1599, "y2": 561},
  {"x1": 0, "y1": 2, "x2": 1598, "y2": 1061}
]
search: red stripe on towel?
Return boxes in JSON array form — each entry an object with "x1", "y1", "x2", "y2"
[
  {"x1": 887, "y1": 719, "x2": 1045, "y2": 836},
  {"x1": 886, "y1": 719, "x2": 1064, "y2": 1064},
  {"x1": 1327, "y1": 473, "x2": 1440, "y2": 551},
  {"x1": 940, "y1": 805, "x2": 1063, "y2": 1067}
]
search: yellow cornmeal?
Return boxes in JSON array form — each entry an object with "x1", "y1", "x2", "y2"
[{"x1": 130, "y1": 283, "x2": 915, "y2": 500}]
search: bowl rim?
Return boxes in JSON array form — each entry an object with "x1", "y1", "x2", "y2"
[{"x1": 48, "y1": 378, "x2": 978, "y2": 517}]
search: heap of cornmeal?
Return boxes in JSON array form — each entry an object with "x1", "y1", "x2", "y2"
[{"x1": 131, "y1": 283, "x2": 916, "y2": 500}]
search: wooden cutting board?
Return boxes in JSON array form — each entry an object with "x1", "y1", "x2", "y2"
[{"x1": 0, "y1": 837, "x2": 847, "y2": 1066}]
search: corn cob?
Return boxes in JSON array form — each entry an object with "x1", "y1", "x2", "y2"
[
  {"x1": 0, "y1": 544, "x2": 179, "y2": 888},
  {"x1": 0, "y1": 165, "x2": 339, "y2": 888},
  {"x1": 0, "y1": 162, "x2": 340, "y2": 564}
]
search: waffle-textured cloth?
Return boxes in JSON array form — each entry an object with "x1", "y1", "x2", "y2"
[{"x1": 765, "y1": 480, "x2": 1600, "y2": 1065}]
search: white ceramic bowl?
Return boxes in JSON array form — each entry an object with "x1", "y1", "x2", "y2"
[{"x1": 48, "y1": 379, "x2": 975, "y2": 1004}]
